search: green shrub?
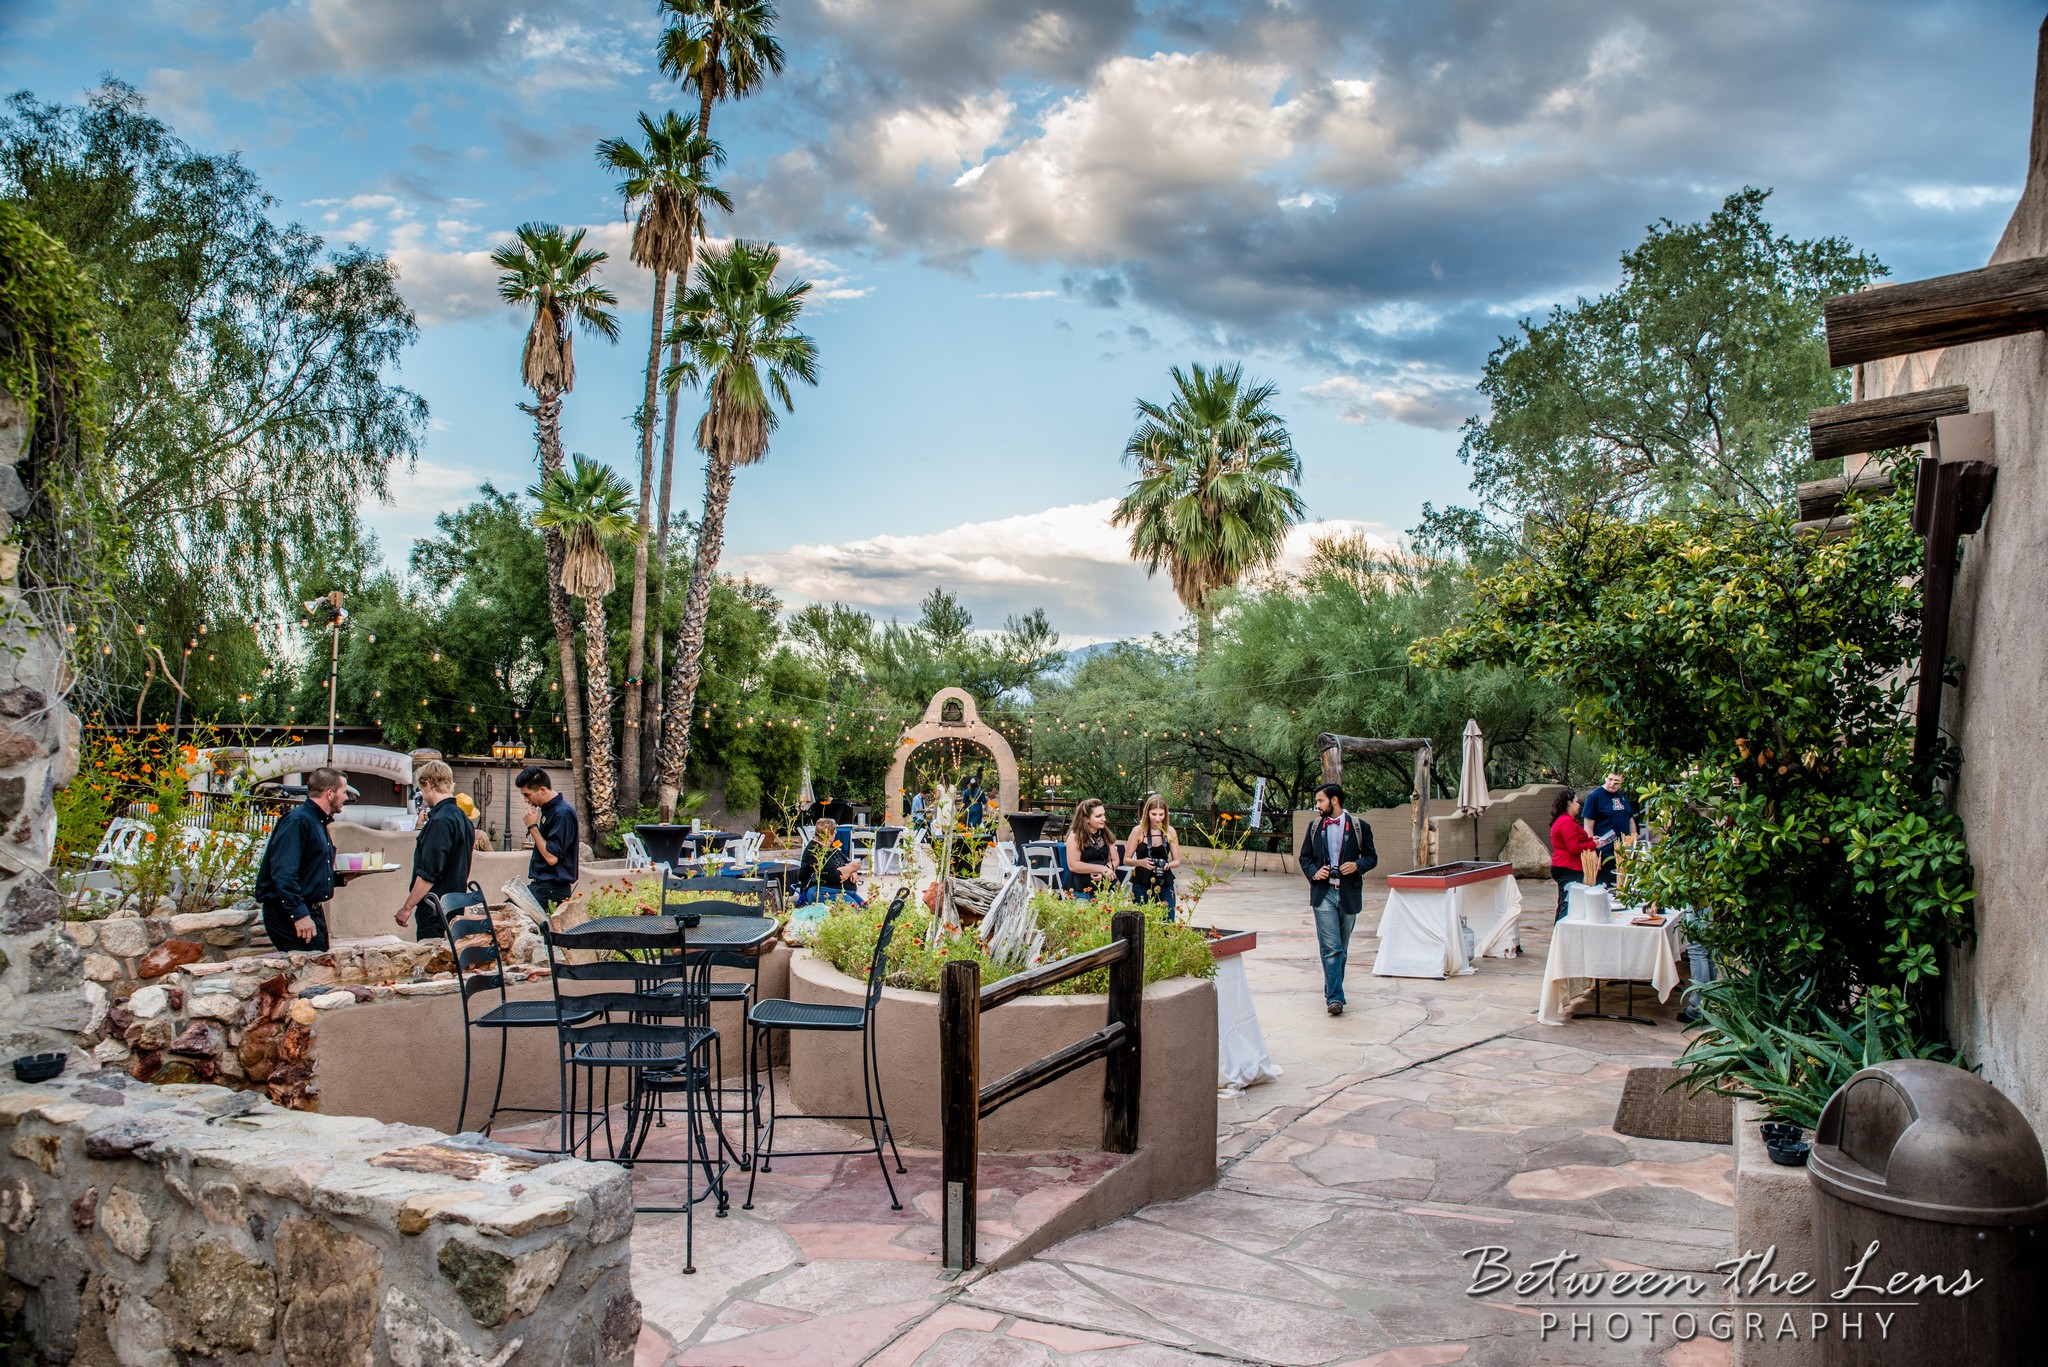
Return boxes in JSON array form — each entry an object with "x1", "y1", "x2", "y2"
[
  {"x1": 1674, "y1": 973, "x2": 1966, "y2": 1128},
  {"x1": 811, "y1": 884, "x2": 1215, "y2": 994}
]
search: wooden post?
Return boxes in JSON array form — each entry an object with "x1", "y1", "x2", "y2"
[
  {"x1": 939, "y1": 959, "x2": 980, "y2": 1272},
  {"x1": 1103, "y1": 911, "x2": 1143, "y2": 1154},
  {"x1": 1824, "y1": 258, "x2": 2048, "y2": 368},
  {"x1": 1807, "y1": 386, "x2": 1970, "y2": 463}
]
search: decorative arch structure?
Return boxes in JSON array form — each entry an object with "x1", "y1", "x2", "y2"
[
  {"x1": 885, "y1": 688, "x2": 1019, "y2": 829},
  {"x1": 186, "y1": 744, "x2": 419, "y2": 793}
]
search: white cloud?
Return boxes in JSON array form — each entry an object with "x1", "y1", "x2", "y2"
[
  {"x1": 1904, "y1": 183, "x2": 2018, "y2": 212},
  {"x1": 1302, "y1": 369, "x2": 1476, "y2": 431},
  {"x1": 727, "y1": 499, "x2": 1405, "y2": 640},
  {"x1": 981, "y1": 290, "x2": 1059, "y2": 299}
]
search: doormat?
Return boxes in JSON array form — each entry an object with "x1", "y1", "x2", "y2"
[{"x1": 1614, "y1": 1067, "x2": 1732, "y2": 1144}]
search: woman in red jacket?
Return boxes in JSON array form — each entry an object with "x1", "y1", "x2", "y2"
[{"x1": 1549, "y1": 789, "x2": 1599, "y2": 920}]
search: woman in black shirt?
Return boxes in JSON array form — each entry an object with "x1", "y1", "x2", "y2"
[
  {"x1": 1124, "y1": 793, "x2": 1182, "y2": 918},
  {"x1": 1064, "y1": 798, "x2": 1118, "y2": 898},
  {"x1": 797, "y1": 817, "x2": 865, "y2": 906}
]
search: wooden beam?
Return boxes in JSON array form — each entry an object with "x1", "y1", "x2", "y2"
[
  {"x1": 1824, "y1": 258, "x2": 2048, "y2": 367},
  {"x1": 939, "y1": 959, "x2": 980, "y2": 1272},
  {"x1": 1796, "y1": 469, "x2": 1896, "y2": 522},
  {"x1": 1807, "y1": 386, "x2": 1969, "y2": 462},
  {"x1": 977, "y1": 1022, "x2": 1123, "y2": 1118}
]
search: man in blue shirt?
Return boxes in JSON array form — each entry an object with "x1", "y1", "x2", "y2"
[
  {"x1": 254, "y1": 767, "x2": 346, "y2": 951},
  {"x1": 1581, "y1": 773, "x2": 1638, "y2": 886},
  {"x1": 518, "y1": 767, "x2": 580, "y2": 911}
]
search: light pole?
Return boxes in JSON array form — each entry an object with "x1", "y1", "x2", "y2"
[
  {"x1": 304, "y1": 592, "x2": 346, "y2": 763},
  {"x1": 491, "y1": 738, "x2": 527, "y2": 845}
]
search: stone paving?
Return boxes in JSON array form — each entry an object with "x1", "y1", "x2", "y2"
[{"x1": 606, "y1": 870, "x2": 1734, "y2": 1366}]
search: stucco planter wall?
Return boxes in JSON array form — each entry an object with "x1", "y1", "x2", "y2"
[{"x1": 786, "y1": 950, "x2": 1218, "y2": 1204}]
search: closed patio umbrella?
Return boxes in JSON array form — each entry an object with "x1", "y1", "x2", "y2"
[
  {"x1": 799, "y1": 764, "x2": 815, "y2": 811},
  {"x1": 1454, "y1": 719, "x2": 1491, "y2": 861},
  {"x1": 1247, "y1": 776, "x2": 1267, "y2": 830}
]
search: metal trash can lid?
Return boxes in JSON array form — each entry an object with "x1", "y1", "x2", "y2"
[{"x1": 1808, "y1": 1059, "x2": 2048, "y2": 1225}]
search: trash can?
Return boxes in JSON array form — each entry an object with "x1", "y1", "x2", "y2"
[{"x1": 1807, "y1": 1059, "x2": 2048, "y2": 1364}]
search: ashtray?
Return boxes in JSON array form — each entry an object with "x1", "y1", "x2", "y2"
[
  {"x1": 1766, "y1": 1139, "x2": 1811, "y2": 1167},
  {"x1": 1760, "y1": 1121, "x2": 1803, "y2": 1144},
  {"x1": 12, "y1": 1053, "x2": 65, "y2": 1083}
]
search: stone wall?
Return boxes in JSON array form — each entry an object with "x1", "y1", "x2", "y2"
[
  {"x1": 62, "y1": 905, "x2": 545, "y2": 1111},
  {"x1": 0, "y1": 1071, "x2": 638, "y2": 1365},
  {"x1": 0, "y1": 389, "x2": 85, "y2": 1067},
  {"x1": 1857, "y1": 20, "x2": 2048, "y2": 1143}
]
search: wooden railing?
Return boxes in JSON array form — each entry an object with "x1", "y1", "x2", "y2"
[{"x1": 938, "y1": 910, "x2": 1144, "y2": 1272}]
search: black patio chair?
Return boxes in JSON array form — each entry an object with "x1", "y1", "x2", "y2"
[
  {"x1": 545, "y1": 915, "x2": 728, "y2": 1274},
  {"x1": 663, "y1": 871, "x2": 780, "y2": 916},
  {"x1": 441, "y1": 885, "x2": 594, "y2": 1138},
  {"x1": 743, "y1": 888, "x2": 909, "y2": 1211}
]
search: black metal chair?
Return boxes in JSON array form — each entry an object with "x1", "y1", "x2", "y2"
[
  {"x1": 648, "y1": 878, "x2": 771, "y2": 1151},
  {"x1": 441, "y1": 886, "x2": 594, "y2": 1138},
  {"x1": 544, "y1": 915, "x2": 728, "y2": 1273},
  {"x1": 663, "y1": 871, "x2": 780, "y2": 917},
  {"x1": 744, "y1": 888, "x2": 909, "y2": 1211}
]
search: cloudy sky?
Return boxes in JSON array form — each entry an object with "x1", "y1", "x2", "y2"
[{"x1": 3, "y1": 0, "x2": 2038, "y2": 640}]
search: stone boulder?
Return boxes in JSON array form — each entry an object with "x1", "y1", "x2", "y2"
[{"x1": 1502, "y1": 818, "x2": 1553, "y2": 878}]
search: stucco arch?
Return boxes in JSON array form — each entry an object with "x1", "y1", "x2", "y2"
[{"x1": 885, "y1": 687, "x2": 1019, "y2": 830}]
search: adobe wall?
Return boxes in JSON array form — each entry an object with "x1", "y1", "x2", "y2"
[{"x1": 1859, "y1": 20, "x2": 2048, "y2": 1141}]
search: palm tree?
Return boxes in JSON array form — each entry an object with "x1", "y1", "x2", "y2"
[
  {"x1": 531, "y1": 455, "x2": 642, "y2": 842},
  {"x1": 653, "y1": 240, "x2": 818, "y2": 819},
  {"x1": 491, "y1": 224, "x2": 620, "y2": 826},
  {"x1": 596, "y1": 110, "x2": 731, "y2": 821},
  {"x1": 644, "y1": 1, "x2": 786, "y2": 800},
  {"x1": 1113, "y1": 362, "x2": 1304, "y2": 807}
]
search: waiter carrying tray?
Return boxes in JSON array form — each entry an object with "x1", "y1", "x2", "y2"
[{"x1": 254, "y1": 766, "x2": 361, "y2": 953}]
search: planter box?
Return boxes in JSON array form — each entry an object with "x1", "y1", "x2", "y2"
[
  {"x1": 1385, "y1": 860, "x2": 1513, "y2": 891},
  {"x1": 1203, "y1": 927, "x2": 1257, "y2": 959}
]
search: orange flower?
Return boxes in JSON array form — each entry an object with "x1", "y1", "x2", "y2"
[{"x1": 146, "y1": 803, "x2": 158, "y2": 814}]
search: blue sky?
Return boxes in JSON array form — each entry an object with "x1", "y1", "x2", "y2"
[{"x1": 3, "y1": 0, "x2": 2038, "y2": 640}]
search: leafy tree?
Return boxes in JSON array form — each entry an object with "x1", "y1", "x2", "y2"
[
  {"x1": 655, "y1": 240, "x2": 818, "y2": 818},
  {"x1": 596, "y1": 109, "x2": 730, "y2": 814},
  {"x1": 1113, "y1": 361, "x2": 1304, "y2": 805},
  {"x1": 492, "y1": 223, "x2": 619, "y2": 823},
  {"x1": 532, "y1": 455, "x2": 642, "y2": 840},
  {"x1": 1419, "y1": 473, "x2": 1973, "y2": 1031},
  {"x1": 0, "y1": 82, "x2": 426, "y2": 706},
  {"x1": 649, "y1": 0, "x2": 782, "y2": 798},
  {"x1": 1444, "y1": 188, "x2": 1883, "y2": 541}
]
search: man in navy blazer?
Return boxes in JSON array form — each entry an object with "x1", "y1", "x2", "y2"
[{"x1": 1297, "y1": 782, "x2": 1378, "y2": 1015}]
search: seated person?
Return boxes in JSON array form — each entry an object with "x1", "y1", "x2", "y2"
[{"x1": 796, "y1": 817, "x2": 866, "y2": 906}]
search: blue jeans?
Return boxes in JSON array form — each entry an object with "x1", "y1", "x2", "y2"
[{"x1": 1313, "y1": 883, "x2": 1356, "y2": 1005}]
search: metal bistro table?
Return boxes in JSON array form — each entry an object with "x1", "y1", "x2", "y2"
[{"x1": 548, "y1": 913, "x2": 779, "y2": 1174}]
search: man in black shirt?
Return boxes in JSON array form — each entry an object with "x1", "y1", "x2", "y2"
[
  {"x1": 254, "y1": 767, "x2": 347, "y2": 952},
  {"x1": 519, "y1": 767, "x2": 580, "y2": 911},
  {"x1": 396, "y1": 759, "x2": 473, "y2": 939}
]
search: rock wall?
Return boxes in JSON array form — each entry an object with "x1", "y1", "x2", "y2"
[
  {"x1": 0, "y1": 388, "x2": 84, "y2": 1066},
  {"x1": 0, "y1": 1071, "x2": 638, "y2": 1365}
]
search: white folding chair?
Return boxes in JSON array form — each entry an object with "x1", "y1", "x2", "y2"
[
  {"x1": 624, "y1": 831, "x2": 653, "y2": 872},
  {"x1": 731, "y1": 830, "x2": 764, "y2": 865},
  {"x1": 871, "y1": 827, "x2": 905, "y2": 876},
  {"x1": 1022, "y1": 841, "x2": 1062, "y2": 892},
  {"x1": 90, "y1": 818, "x2": 149, "y2": 870}
]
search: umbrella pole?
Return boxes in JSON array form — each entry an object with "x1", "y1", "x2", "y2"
[{"x1": 1471, "y1": 813, "x2": 1480, "y2": 861}]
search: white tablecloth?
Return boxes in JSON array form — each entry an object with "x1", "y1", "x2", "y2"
[
  {"x1": 1215, "y1": 955, "x2": 1281, "y2": 1090},
  {"x1": 1371, "y1": 875, "x2": 1522, "y2": 978},
  {"x1": 1536, "y1": 917, "x2": 1687, "y2": 1024}
]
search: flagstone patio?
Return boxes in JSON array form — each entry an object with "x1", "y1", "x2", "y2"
[{"x1": 609, "y1": 871, "x2": 1734, "y2": 1366}]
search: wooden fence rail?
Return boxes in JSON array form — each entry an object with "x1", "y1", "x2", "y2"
[{"x1": 939, "y1": 910, "x2": 1144, "y2": 1272}]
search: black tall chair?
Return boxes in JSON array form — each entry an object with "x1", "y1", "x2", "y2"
[
  {"x1": 652, "y1": 874, "x2": 771, "y2": 1153},
  {"x1": 544, "y1": 916, "x2": 727, "y2": 1274},
  {"x1": 743, "y1": 888, "x2": 910, "y2": 1211},
  {"x1": 441, "y1": 886, "x2": 593, "y2": 1138},
  {"x1": 664, "y1": 871, "x2": 780, "y2": 916}
]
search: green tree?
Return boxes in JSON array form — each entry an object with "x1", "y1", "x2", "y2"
[
  {"x1": 1113, "y1": 361, "x2": 1304, "y2": 807},
  {"x1": 492, "y1": 223, "x2": 619, "y2": 825},
  {"x1": 532, "y1": 456, "x2": 641, "y2": 842},
  {"x1": 650, "y1": 0, "x2": 784, "y2": 799},
  {"x1": 596, "y1": 109, "x2": 730, "y2": 815},
  {"x1": 0, "y1": 82, "x2": 427, "y2": 707},
  {"x1": 1447, "y1": 188, "x2": 1883, "y2": 539},
  {"x1": 654, "y1": 240, "x2": 818, "y2": 819},
  {"x1": 1419, "y1": 476, "x2": 1973, "y2": 1030}
]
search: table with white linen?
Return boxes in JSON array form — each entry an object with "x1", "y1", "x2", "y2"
[
  {"x1": 1536, "y1": 916, "x2": 1687, "y2": 1024},
  {"x1": 1214, "y1": 954, "x2": 1282, "y2": 1090},
  {"x1": 1371, "y1": 875, "x2": 1522, "y2": 979}
]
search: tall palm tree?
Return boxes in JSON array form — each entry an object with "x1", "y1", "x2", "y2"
[
  {"x1": 1113, "y1": 362, "x2": 1304, "y2": 807},
  {"x1": 531, "y1": 455, "x2": 642, "y2": 842},
  {"x1": 491, "y1": 224, "x2": 619, "y2": 827},
  {"x1": 596, "y1": 110, "x2": 730, "y2": 821},
  {"x1": 653, "y1": 240, "x2": 818, "y2": 819},
  {"x1": 645, "y1": 0, "x2": 786, "y2": 801}
]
